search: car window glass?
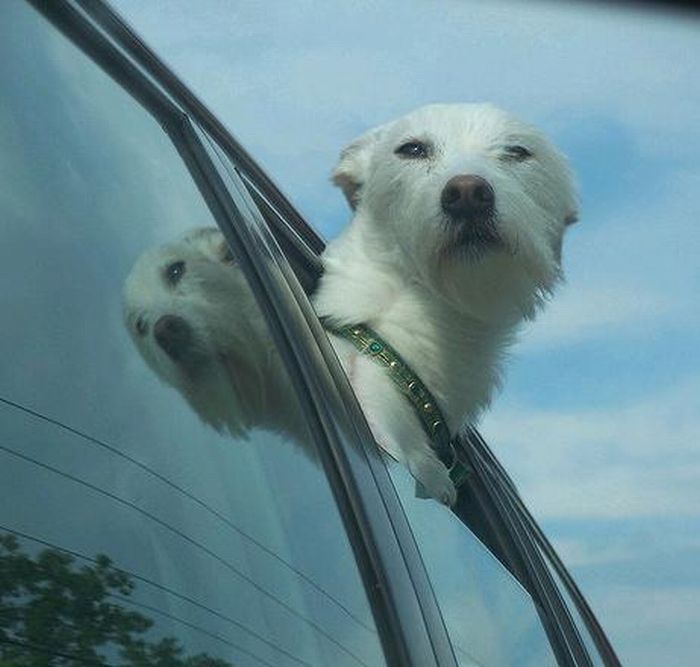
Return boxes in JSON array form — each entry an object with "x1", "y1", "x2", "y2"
[
  {"x1": 389, "y1": 464, "x2": 558, "y2": 667},
  {"x1": 0, "y1": 4, "x2": 386, "y2": 666}
]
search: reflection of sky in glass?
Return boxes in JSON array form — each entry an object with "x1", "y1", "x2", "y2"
[
  {"x1": 0, "y1": 4, "x2": 386, "y2": 665},
  {"x1": 390, "y1": 464, "x2": 556, "y2": 667}
]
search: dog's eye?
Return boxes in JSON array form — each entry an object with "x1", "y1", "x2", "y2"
[
  {"x1": 165, "y1": 260, "x2": 186, "y2": 286},
  {"x1": 503, "y1": 145, "x2": 533, "y2": 161},
  {"x1": 395, "y1": 141, "x2": 430, "y2": 159},
  {"x1": 135, "y1": 317, "x2": 148, "y2": 336}
]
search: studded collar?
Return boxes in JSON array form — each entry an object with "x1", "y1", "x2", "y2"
[{"x1": 321, "y1": 318, "x2": 471, "y2": 489}]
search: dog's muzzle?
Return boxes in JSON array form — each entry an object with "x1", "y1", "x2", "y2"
[
  {"x1": 440, "y1": 175, "x2": 502, "y2": 253},
  {"x1": 441, "y1": 174, "x2": 495, "y2": 224},
  {"x1": 153, "y1": 315, "x2": 194, "y2": 361}
]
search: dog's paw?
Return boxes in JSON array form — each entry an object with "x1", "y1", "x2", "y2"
[{"x1": 409, "y1": 455, "x2": 457, "y2": 507}]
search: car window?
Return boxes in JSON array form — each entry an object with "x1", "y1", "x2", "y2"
[
  {"x1": 0, "y1": 4, "x2": 387, "y2": 666},
  {"x1": 389, "y1": 464, "x2": 557, "y2": 667}
]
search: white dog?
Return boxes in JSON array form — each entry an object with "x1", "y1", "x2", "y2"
[
  {"x1": 122, "y1": 227, "x2": 308, "y2": 444},
  {"x1": 123, "y1": 103, "x2": 577, "y2": 505}
]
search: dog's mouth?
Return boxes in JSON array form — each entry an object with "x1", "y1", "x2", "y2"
[
  {"x1": 151, "y1": 314, "x2": 210, "y2": 374},
  {"x1": 455, "y1": 222, "x2": 501, "y2": 246},
  {"x1": 153, "y1": 315, "x2": 193, "y2": 361},
  {"x1": 441, "y1": 217, "x2": 504, "y2": 259}
]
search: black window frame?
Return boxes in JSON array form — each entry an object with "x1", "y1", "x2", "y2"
[{"x1": 20, "y1": 2, "x2": 622, "y2": 666}]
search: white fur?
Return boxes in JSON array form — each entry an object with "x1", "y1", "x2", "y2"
[
  {"x1": 314, "y1": 103, "x2": 577, "y2": 504},
  {"x1": 122, "y1": 228, "x2": 306, "y2": 444},
  {"x1": 123, "y1": 104, "x2": 577, "y2": 506}
]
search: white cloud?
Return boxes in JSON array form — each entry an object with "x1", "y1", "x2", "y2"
[
  {"x1": 600, "y1": 585, "x2": 700, "y2": 634},
  {"x1": 549, "y1": 537, "x2": 632, "y2": 568},
  {"x1": 551, "y1": 529, "x2": 700, "y2": 569},
  {"x1": 519, "y1": 282, "x2": 674, "y2": 349},
  {"x1": 111, "y1": 0, "x2": 700, "y2": 163},
  {"x1": 590, "y1": 586, "x2": 700, "y2": 667},
  {"x1": 481, "y1": 375, "x2": 700, "y2": 520},
  {"x1": 520, "y1": 165, "x2": 700, "y2": 349}
]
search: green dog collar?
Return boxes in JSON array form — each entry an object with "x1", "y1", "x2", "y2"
[{"x1": 321, "y1": 318, "x2": 471, "y2": 489}]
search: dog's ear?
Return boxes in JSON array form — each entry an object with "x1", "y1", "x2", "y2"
[
  {"x1": 332, "y1": 128, "x2": 383, "y2": 209},
  {"x1": 185, "y1": 226, "x2": 222, "y2": 247},
  {"x1": 184, "y1": 227, "x2": 235, "y2": 264}
]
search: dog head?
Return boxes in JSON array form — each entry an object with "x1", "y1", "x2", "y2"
[
  {"x1": 123, "y1": 227, "x2": 266, "y2": 434},
  {"x1": 332, "y1": 103, "x2": 578, "y2": 320}
]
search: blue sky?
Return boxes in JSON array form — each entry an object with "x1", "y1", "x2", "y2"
[{"x1": 110, "y1": 1, "x2": 700, "y2": 664}]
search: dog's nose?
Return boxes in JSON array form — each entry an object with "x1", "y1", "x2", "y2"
[
  {"x1": 153, "y1": 315, "x2": 193, "y2": 360},
  {"x1": 441, "y1": 175, "x2": 495, "y2": 221}
]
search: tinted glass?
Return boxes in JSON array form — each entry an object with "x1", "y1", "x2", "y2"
[
  {"x1": 389, "y1": 465, "x2": 557, "y2": 667},
  {"x1": 0, "y1": 4, "x2": 386, "y2": 666}
]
